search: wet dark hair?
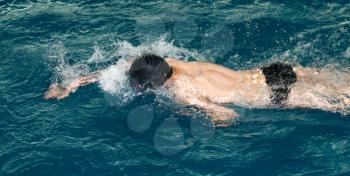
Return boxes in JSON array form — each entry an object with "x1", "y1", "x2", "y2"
[{"x1": 129, "y1": 54, "x2": 173, "y2": 90}]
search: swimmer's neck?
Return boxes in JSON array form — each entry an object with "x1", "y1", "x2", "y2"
[{"x1": 164, "y1": 58, "x2": 185, "y2": 77}]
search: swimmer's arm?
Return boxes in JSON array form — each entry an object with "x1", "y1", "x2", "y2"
[
  {"x1": 67, "y1": 72, "x2": 100, "y2": 90},
  {"x1": 179, "y1": 96, "x2": 239, "y2": 126},
  {"x1": 198, "y1": 100, "x2": 239, "y2": 126},
  {"x1": 45, "y1": 72, "x2": 100, "y2": 99}
]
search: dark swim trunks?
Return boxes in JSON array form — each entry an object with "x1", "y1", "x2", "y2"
[{"x1": 261, "y1": 63, "x2": 297, "y2": 105}]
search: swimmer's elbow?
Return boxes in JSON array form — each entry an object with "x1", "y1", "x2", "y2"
[
  {"x1": 207, "y1": 108, "x2": 238, "y2": 127},
  {"x1": 175, "y1": 96, "x2": 237, "y2": 126},
  {"x1": 191, "y1": 98, "x2": 238, "y2": 125}
]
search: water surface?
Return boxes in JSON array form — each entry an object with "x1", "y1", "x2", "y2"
[{"x1": 1, "y1": 1, "x2": 350, "y2": 175}]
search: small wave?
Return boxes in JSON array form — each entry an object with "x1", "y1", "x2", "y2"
[
  {"x1": 0, "y1": 1, "x2": 82, "y2": 23},
  {"x1": 225, "y1": 2, "x2": 350, "y2": 23}
]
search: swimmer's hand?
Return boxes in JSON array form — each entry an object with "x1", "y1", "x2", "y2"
[
  {"x1": 207, "y1": 105, "x2": 239, "y2": 127},
  {"x1": 177, "y1": 96, "x2": 238, "y2": 127},
  {"x1": 44, "y1": 72, "x2": 100, "y2": 100},
  {"x1": 44, "y1": 83, "x2": 70, "y2": 99}
]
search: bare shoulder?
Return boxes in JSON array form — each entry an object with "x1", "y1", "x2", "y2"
[
  {"x1": 165, "y1": 57, "x2": 187, "y2": 64},
  {"x1": 293, "y1": 66, "x2": 319, "y2": 76},
  {"x1": 165, "y1": 58, "x2": 210, "y2": 75},
  {"x1": 165, "y1": 57, "x2": 212, "y2": 65}
]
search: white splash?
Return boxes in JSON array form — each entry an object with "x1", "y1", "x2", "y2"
[
  {"x1": 46, "y1": 42, "x2": 90, "y2": 86},
  {"x1": 59, "y1": 64, "x2": 90, "y2": 87},
  {"x1": 87, "y1": 45, "x2": 105, "y2": 63},
  {"x1": 98, "y1": 59, "x2": 135, "y2": 104},
  {"x1": 345, "y1": 47, "x2": 350, "y2": 59},
  {"x1": 98, "y1": 59, "x2": 131, "y2": 94}
]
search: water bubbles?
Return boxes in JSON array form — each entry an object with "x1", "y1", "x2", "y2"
[
  {"x1": 99, "y1": 59, "x2": 135, "y2": 107},
  {"x1": 98, "y1": 59, "x2": 131, "y2": 94},
  {"x1": 59, "y1": 64, "x2": 90, "y2": 86},
  {"x1": 87, "y1": 45, "x2": 105, "y2": 63}
]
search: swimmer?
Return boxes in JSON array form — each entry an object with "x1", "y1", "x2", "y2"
[{"x1": 45, "y1": 54, "x2": 350, "y2": 125}]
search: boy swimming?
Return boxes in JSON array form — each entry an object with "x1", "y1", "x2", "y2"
[{"x1": 45, "y1": 54, "x2": 350, "y2": 125}]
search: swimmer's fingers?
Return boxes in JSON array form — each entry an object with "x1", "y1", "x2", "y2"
[
  {"x1": 44, "y1": 83, "x2": 68, "y2": 99},
  {"x1": 209, "y1": 110, "x2": 239, "y2": 127},
  {"x1": 45, "y1": 83, "x2": 59, "y2": 99},
  {"x1": 211, "y1": 117, "x2": 236, "y2": 127},
  {"x1": 185, "y1": 98, "x2": 238, "y2": 126},
  {"x1": 212, "y1": 120, "x2": 233, "y2": 127}
]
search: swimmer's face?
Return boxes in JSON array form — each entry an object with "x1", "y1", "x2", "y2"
[
  {"x1": 129, "y1": 54, "x2": 172, "y2": 91},
  {"x1": 129, "y1": 75, "x2": 153, "y2": 91}
]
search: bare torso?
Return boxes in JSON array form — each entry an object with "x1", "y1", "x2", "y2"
[
  {"x1": 45, "y1": 58, "x2": 350, "y2": 125},
  {"x1": 164, "y1": 58, "x2": 350, "y2": 115},
  {"x1": 164, "y1": 58, "x2": 271, "y2": 107}
]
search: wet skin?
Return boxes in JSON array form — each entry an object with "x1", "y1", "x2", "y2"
[{"x1": 45, "y1": 58, "x2": 350, "y2": 125}]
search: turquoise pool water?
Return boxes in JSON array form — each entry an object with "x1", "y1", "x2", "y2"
[{"x1": 1, "y1": 1, "x2": 350, "y2": 175}]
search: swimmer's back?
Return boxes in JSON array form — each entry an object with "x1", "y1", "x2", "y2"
[{"x1": 165, "y1": 58, "x2": 271, "y2": 107}]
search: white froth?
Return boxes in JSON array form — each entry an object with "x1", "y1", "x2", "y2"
[
  {"x1": 345, "y1": 47, "x2": 350, "y2": 59},
  {"x1": 87, "y1": 45, "x2": 105, "y2": 63},
  {"x1": 60, "y1": 64, "x2": 90, "y2": 86},
  {"x1": 98, "y1": 59, "x2": 131, "y2": 94}
]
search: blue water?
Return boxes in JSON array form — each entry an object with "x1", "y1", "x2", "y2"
[{"x1": 1, "y1": 1, "x2": 350, "y2": 175}]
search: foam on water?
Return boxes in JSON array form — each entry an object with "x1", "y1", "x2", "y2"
[
  {"x1": 98, "y1": 59, "x2": 135, "y2": 104},
  {"x1": 345, "y1": 47, "x2": 350, "y2": 59},
  {"x1": 87, "y1": 45, "x2": 105, "y2": 63}
]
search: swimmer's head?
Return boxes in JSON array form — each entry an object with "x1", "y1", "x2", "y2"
[{"x1": 129, "y1": 54, "x2": 172, "y2": 90}]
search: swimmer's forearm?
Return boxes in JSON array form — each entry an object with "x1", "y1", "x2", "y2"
[
  {"x1": 45, "y1": 72, "x2": 101, "y2": 100},
  {"x1": 180, "y1": 97, "x2": 238, "y2": 126},
  {"x1": 66, "y1": 72, "x2": 100, "y2": 91}
]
